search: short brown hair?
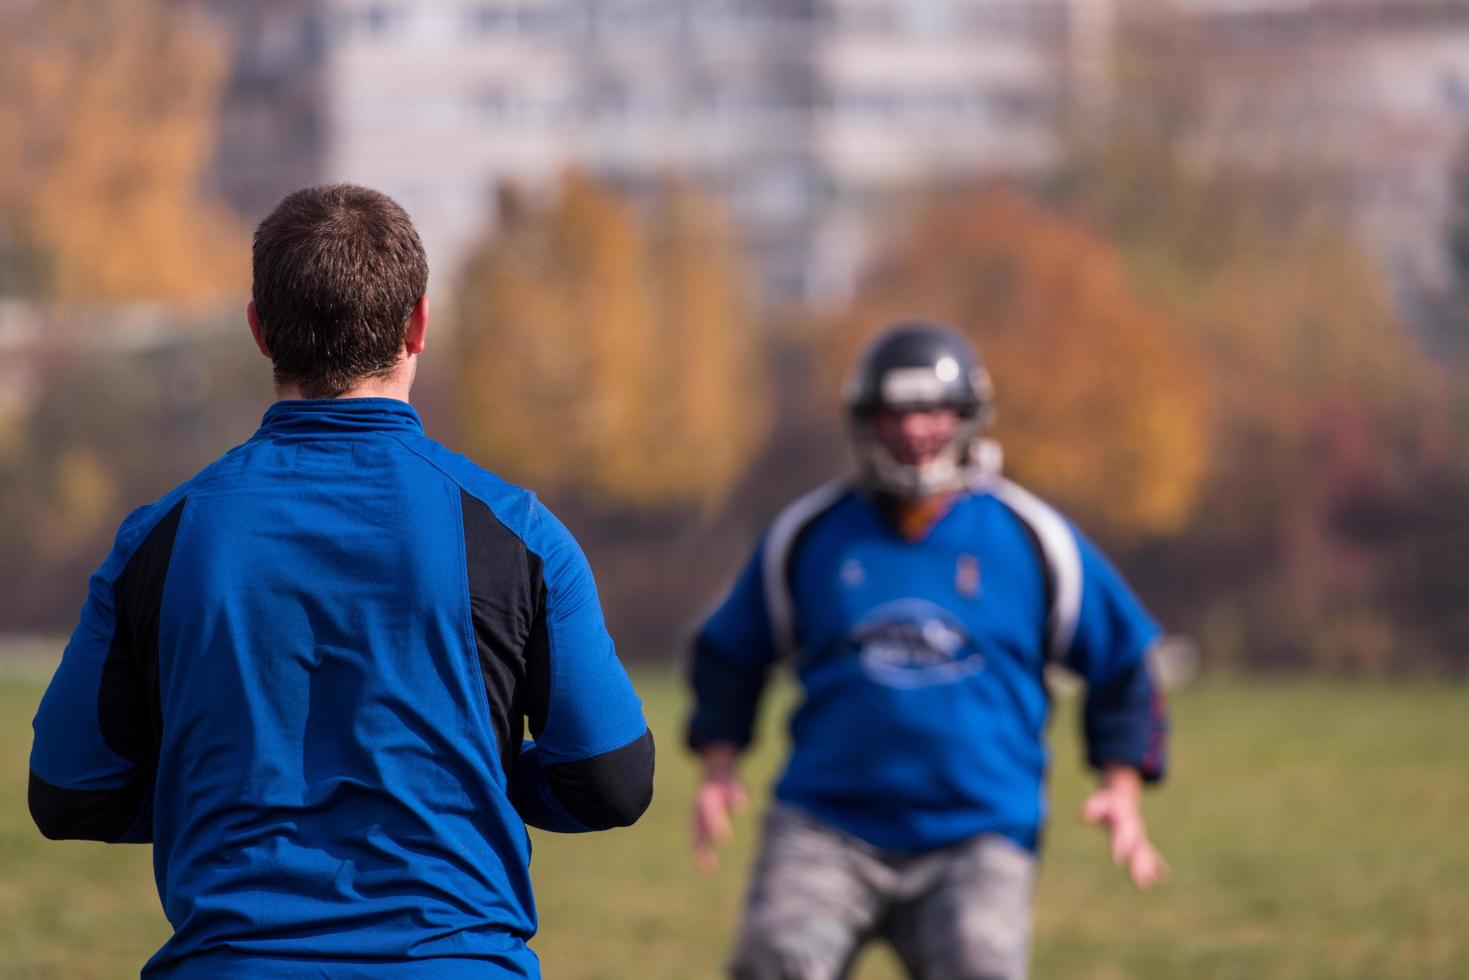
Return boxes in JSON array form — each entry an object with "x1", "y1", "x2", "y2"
[{"x1": 251, "y1": 184, "x2": 429, "y2": 398}]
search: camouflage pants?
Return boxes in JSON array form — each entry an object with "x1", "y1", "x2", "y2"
[{"x1": 729, "y1": 803, "x2": 1037, "y2": 980}]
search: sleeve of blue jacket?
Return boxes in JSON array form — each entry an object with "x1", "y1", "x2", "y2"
[
  {"x1": 509, "y1": 502, "x2": 654, "y2": 833},
  {"x1": 28, "y1": 498, "x2": 184, "y2": 843},
  {"x1": 685, "y1": 540, "x2": 779, "y2": 752},
  {"x1": 1065, "y1": 527, "x2": 1169, "y2": 783}
]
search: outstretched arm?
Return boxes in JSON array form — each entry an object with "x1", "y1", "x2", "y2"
[
  {"x1": 685, "y1": 541, "x2": 780, "y2": 870},
  {"x1": 687, "y1": 633, "x2": 765, "y2": 871},
  {"x1": 1063, "y1": 527, "x2": 1170, "y2": 890}
]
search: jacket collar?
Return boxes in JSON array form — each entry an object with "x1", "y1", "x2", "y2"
[{"x1": 254, "y1": 397, "x2": 423, "y2": 438}]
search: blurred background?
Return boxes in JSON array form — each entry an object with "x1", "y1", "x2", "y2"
[{"x1": 1, "y1": 0, "x2": 1466, "y2": 977}]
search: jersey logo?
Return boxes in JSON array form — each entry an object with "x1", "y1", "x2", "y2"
[
  {"x1": 955, "y1": 553, "x2": 980, "y2": 599},
  {"x1": 840, "y1": 558, "x2": 866, "y2": 588},
  {"x1": 849, "y1": 599, "x2": 984, "y2": 689}
]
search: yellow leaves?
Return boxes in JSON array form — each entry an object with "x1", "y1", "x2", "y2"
[
  {"x1": 452, "y1": 174, "x2": 768, "y2": 512},
  {"x1": 1053, "y1": 1, "x2": 1451, "y2": 587},
  {"x1": 639, "y1": 182, "x2": 771, "y2": 510},
  {"x1": 37, "y1": 450, "x2": 119, "y2": 561},
  {"x1": 0, "y1": 0, "x2": 246, "y2": 305},
  {"x1": 833, "y1": 187, "x2": 1213, "y2": 538}
]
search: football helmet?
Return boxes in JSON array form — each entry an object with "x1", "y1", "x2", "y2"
[{"x1": 844, "y1": 320, "x2": 997, "y2": 498}]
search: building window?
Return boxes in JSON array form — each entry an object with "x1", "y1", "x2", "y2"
[
  {"x1": 474, "y1": 88, "x2": 575, "y2": 124},
  {"x1": 1441, "y1": 72, "x2": 1469, "y2": 112},
  {"x1": 467, "y1": 3, "x2": 511, "y2": 34},
  {"x1": 897, "y1": 0, "x2": 959, "y2": 36},
  {"x1": 601, "y1": 1, "x2": 676, "y2": 36},
  {"x1": 465, "y1": 2, "x2": 584, "y2": 38},
  {"x1": 824, "y1": 3, "x2": 890, "y2": 33},
  {"x1": 361, "y1": 4, "x2": 407, "y2": 36},
  {"x1": 476, "y1": 89, "x2": 527, "y2": 123}
]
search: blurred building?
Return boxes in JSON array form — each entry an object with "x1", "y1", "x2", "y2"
[
  {"x1": 206, "y1": 0, "x2": 1469, "y2": 305},
  {"x1": 207, "y1": 0, "x2": 1073, "y2": 304},
  {"x1": 1185, "y1": 0, "x2": 1469, "y2": 291}
]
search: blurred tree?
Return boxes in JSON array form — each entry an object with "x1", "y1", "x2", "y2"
[
  {"x1": 0, "y1": 0, "x2": 244, "y2": 304},
  {"x1": 1418, "y1": 134, "x2": 1469, "y2": 470},
  {"x1": 1051, "y1": 0, "x2": 1457, "y2": 671},
  {"x1": 640, "y1": 180, "x2": 771, "y2": 510},
  {"x1": 829, "y1": 186, "x2": 1213, "y2": 541},
  {"x1": 0, "y1": 312, "x2": 268, "y2": 631},
  {"x1": 36, "y1": 449, "x2": 119, "y2": 562},
  {"x1": 1441, "y1": 138, "x2": 1469, "y2": 351},
  {"x1": 1431, "y1": 136, "x2": 1469, "y2": 494},
  {"x1": 451, "y1": 172, "x2": 769, "y2": 513}
]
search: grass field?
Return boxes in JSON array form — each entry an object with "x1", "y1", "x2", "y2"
[{"x1": 1, "y1": 663, "x2": 1466, "y2": 979}]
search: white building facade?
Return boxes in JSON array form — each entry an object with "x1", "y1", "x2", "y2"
[
  {"x1": 211, "y1": 0, "x2": 1073, "y2": 304},
  {"x1": 209, "y1": 0, "x2": 1469, "y2": 306}
]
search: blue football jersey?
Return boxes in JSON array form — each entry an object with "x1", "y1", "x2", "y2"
[
  {"x1": 31, "y1": 398, "x2": 652, "y2": 978},
  {"x1": 688, "y1": 480, "x2": 1164, "y2": 853}
]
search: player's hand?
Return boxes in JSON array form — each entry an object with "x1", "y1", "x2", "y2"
[
  {"x1": 1081, "y1": 766, "x2": 1169, "y2": 891},
  {"x1": 691, "y1": 744, "x2": 748, "y2": 873}
]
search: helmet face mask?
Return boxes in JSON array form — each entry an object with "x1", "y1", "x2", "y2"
[{"x1": 844, "y1": 321, "x2": 996, "y2": 499}]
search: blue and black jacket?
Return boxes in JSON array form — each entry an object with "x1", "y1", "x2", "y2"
[{"x1": 30, "y1": 398, "x2": 653, "y2": 978}]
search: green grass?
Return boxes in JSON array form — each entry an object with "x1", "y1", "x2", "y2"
[{"x1": 3, "y1": 666, "x2": 1466, "y2": 979}]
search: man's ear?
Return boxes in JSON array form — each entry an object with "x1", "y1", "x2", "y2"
[
  {"x1": 405, "y1": 295, "x2": 429, "y2": 356},
  {"x1": 246, "y1": 301, "x2": 271, "y2": 359}
]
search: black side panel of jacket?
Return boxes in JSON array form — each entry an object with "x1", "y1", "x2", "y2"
[
  {"x1": 29, "y1": 498, "x2": 186, "y2": 842},
  {"x1": 525, "y1": 534, "x2": 653, "y2": 830},
  {"x1": 461, "y1": 490, "x2": 535, "y2": 780}
]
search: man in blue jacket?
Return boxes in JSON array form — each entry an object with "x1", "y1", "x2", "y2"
[
  {"x1": 30, "y1": 183, "x2": 654, "y2": 978},
  {"x1": 688, "y1": 322, "x2": 1168, "y2": 980}
]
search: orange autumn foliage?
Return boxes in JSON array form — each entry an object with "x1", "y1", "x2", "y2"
[
  {"x1": 452, "y1": 173, "x2": 768, "y2": 512},
  {"x1": 0, "y1": 0, "x2": 244, "y2": 304},
  {"x1": 832, "y1": 187, "x2": 1213, "y2": 539}
]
